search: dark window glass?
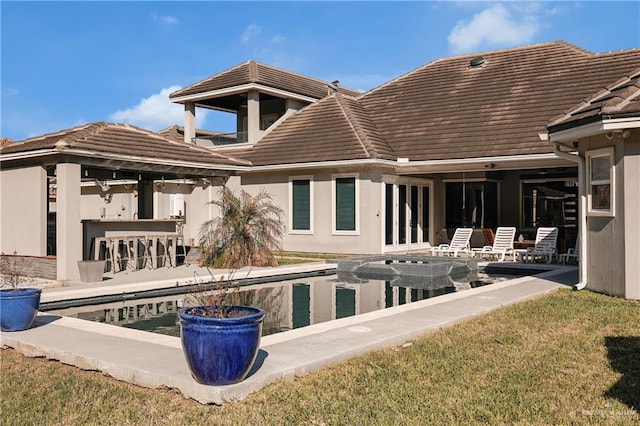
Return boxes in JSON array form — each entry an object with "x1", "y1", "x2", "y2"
[
  {"x1": 522, "y1": 180, "x2": 578, "y2": 228},
  {"x1": 422, "y1": 186, "x2": 430, "y2": 243},
  {"x1": 385, "y1": 184, "x2": 394, "y2": 245},
  {"x1": 335, "y1": 177, "x2": 356, "y2": 231},
  {"x1": 398, "y1": 185, "x2": 407, "y2": 244},
  {"x1": 292, "y1": 180, "x2": 310, "y2": 230},
  {"x1": 445, "y1": 182, "x2": 498, "y2": 229}
]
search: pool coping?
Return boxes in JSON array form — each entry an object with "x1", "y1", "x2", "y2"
[{"x1": 0, "y1": 262, "x2": 577, "y2": 404}]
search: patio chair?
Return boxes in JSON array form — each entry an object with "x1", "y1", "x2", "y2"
[
  {"x1": 430, "y1": 228, "x2": 473, "y2": 257},
  {"x1": 559, "y1": 234, "x2": 579, "y2": 264},
  {"x1": 522, "y1": 227, "x2": 559, "y2": 264},
  {"x1": 481, "y1": 228, "x2": 495, "y2": 247},
  {"x1": 472, "y1": 227, "x2": 516, "y2": 262}
]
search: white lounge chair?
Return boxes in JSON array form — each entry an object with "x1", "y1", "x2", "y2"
[
  {"x1": 523, "y1": 227, "x2": 558, "y2": 264},
  {"x1": 430, "y1": 228, "x2": 473, "y2": 257},
  {"x1": 559, "y1": 235, "x2": 579, "y2": 264},
  {"x1": 472, "y1": 227, "x2": 516, "y2": 262}
]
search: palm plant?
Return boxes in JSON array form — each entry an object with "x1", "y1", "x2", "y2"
[{"x1": 199, "y1": 186, "x2": 284, "y2": 268}]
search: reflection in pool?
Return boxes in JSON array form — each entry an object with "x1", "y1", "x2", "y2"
[{"x1": 46, "y1": 269, "x2": 521, "y2": 338}]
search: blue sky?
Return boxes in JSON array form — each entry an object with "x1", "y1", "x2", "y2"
[{"x1": 2, "y1": 1, "x2": 639, "y2": 141}]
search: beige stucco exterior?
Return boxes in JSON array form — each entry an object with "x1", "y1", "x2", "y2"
[
  {"x1": 0, "y1": 166, "x2": 47, "y2": 256},
  {"x1": 574, "y1": 130, "x2": 640, "y2": 299}
]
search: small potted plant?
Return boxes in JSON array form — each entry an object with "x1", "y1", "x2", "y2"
[
  {"x1": 0, "y1": 252, "x2": 42, "y2": 332},
  {"x1": 178, "y1": 276, "x2": 266, "y2": 386},
  {"x1": 178, "y1": 187, "x2": 284, "y2": 386}
]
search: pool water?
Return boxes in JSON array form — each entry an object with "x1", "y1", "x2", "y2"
[{"x1": 46, "y1": 269, "x2": 522, "y2": 338}]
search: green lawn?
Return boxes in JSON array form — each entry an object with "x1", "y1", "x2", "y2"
[{"x1": 2, "y1": 289, "x2": 639, "y2": 425}]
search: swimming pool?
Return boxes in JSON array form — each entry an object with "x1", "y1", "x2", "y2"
[{"x1": 45, "y1": 267, "x2": 523, "y2": 337}]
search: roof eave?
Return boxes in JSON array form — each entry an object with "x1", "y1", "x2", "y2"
[
  {"x1": 242, "y1": 153, "x2": 573, "y2": 174},
  {"x1": 170, "y1": 83, "x2": 320, "y2": 105},
  {"x1": 548, "y1": 116, "x2": 640, "y2": 143},
  {"x1": 0, "y1": 148, "x2": 250, "y2": 174}
]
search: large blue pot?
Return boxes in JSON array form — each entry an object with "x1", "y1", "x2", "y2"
[
  {"x1": 178, "y1": 305, "x2": 265, "y2": 386},
  {"x1": 0, "y1": 288, "x2": 42, "y2": 332}
]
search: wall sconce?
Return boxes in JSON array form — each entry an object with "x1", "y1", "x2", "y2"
[
  {"x1": 95, "y1": 179, "x2": 111, "y2": 193},
  {"x1": 606, "y1": 129, "x2": 631, "y2": 140}
]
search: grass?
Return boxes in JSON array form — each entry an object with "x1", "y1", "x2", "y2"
[
  {"x1": 275, "y1": 251, "x2": 351, "y2": 265},
  {"x1": 2, "y1": 289, "x2": 639, "y2": 425}
]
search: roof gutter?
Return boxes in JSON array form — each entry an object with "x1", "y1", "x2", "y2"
[
  {"x1": 0, "y1": 148, "x2": 250, "y2": 172},
  {"x1": 245, "y1": 153, "x2": 567, "y2": 173},
  {"x1": 546, "y1": 135, "x2": 587, "y2": 291}
]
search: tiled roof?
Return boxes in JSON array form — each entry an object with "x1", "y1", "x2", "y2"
[
  {"x1": 547, "y1": 68, "x2": 640, "y2": 131},
  {"x1": 237, "y1": 93, "x2": 394, "y2": 166},
  {"x1": 169, "y1": 60, "x2": 361, "y2": 100},
  {"x1": 359, "y1": 41, "x2": 640, "y2": 161},
  {"x1": 1, "y1": 122, "x2": 249, "y2": 168},
  {"x1": 235, "y1": 41, "x2": 640, "y2": 166},
  {"x1": 157, "y1": 125, "x2": 223, "y2": 143}
]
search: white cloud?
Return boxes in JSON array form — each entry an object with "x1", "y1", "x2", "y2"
[
  {"x1": 447, "y1": 4, "x2": 539, "y2": 54},
  {"x1": 241, "y1": 23, "x2": 262, "y2": 42},
  {"x1": 152, "y1": 13, "x2": 179, "y2": 25},
  {"x1": 2, "y1": 88, "x2": 19, "y2": 98},
  {"x1": 270, "y1": 34, "x2": 285, "y2": 44},
  {"x1": 109, "y1": 86, "x2": 208, "y2": 131}
]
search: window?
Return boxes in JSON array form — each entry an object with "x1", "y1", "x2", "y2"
[
  {"x1": 521, "y1": 179, "x2": 578, "y2": 228},
  {"x1": 587, "y1": 147, "x2": 614, "y2": 216},
  {"x1": 169, "y1": 193, "x2": 184, "y2": 217},
  {"x1": 289, "y1": 177, "x2": 313, "y2": 233},
  {"x1": 445, "y1": 181, "x2": 498, "y2": 229},
  {"x1": 333, "y1": 175, "x2": 358, "y2": 234}
]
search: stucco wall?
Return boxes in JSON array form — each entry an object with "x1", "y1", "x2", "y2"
[
  {"x1": 622, "y1": 133, "x2": 640, "y2": 299},
  {"x1": 240, "y1": 168, "x2": 385, "y2": 255},
  {"x1": 580, "y1": 135, "x2": 629, "y2": 298},
  {"x1": 0, "y1": 166, "x2": 47, "y2": 256}
]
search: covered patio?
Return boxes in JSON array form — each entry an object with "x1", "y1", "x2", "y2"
[{"x1": 0, "y1": 122, "x2": 249, "y2": 281}]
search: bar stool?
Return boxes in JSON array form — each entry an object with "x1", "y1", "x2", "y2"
[
  {"x1": 157, "y1": 234, "x2": 174, "y2": 267},
  {"x1": 138, "y1": 235, "x2": 155, "y2": 269}
]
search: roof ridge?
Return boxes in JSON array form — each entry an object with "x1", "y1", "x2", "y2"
[
  {"x1": 361, "y1": 40, "x2": 593, "y2": 99},
  {"x1": 249, "y1": 60, "x2": 259, "y2": 81},
  {"x1": 333, "y1": 94, "x2": 372, "y2": 158},
  {"x1": 169, "y1": 61, "x2": 253, "y2": 98},
  {"x1": 334, "y1": 94, "x2": 395, "y2": 159}
]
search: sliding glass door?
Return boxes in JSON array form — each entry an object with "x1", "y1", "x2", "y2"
[{"x1": 384, "y1": 180, "x2": 432, "y2": 251}]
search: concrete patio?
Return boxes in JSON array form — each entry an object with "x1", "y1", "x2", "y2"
[{"x1": 0, "y1": 261, "x2": 577, "y2": 404}]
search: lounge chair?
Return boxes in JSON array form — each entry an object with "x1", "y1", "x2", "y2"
[
  {"x1": 559, "y1": 235, "x2": 579, "y2": 264},
  {"x1": 472, "y1": 227, "x2": 516, "y2": 262},
  {"x1": 430, "y1": 228, "x2": 473, "y2": 257},
  {"x1": 522, "y1": 227, "x2": 558, "y2": 264}
]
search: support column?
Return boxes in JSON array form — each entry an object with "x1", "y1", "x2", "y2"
[
  {"x1": 56, "y1": 163, "x2": 82, "y2": 281},
  {"x1": 184, "y1": 102, "x2": 196, "y2": 144},
  {"x1": 247, "y1": 90, "x2": 260, "y2": 144}
]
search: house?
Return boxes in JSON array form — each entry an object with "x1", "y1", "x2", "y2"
[
  {"x1": 170, "y1": 41, "x2": 640, "y2": 257},
  {"x1": 546, "y1": 68, "x2": 640, "y2": 299},
  {"x1": 2, "y1": 41, "x2": 639, "y2": 299}
]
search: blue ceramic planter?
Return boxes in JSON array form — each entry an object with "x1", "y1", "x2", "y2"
[
  {"x1": 178, "y1": 305, "x2": 265, "y2": 386},
  {"x1": 0, "y1": 288, "x2": 42, "y2": 332}
]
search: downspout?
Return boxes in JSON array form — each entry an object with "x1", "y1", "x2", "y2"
[{"x1": 552, "y1": 142, "x2": 587, "y2": 290}]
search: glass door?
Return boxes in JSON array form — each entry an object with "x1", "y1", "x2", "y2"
[{"x1": 384, "y1": 180, "x2": 432, "y2": 251}]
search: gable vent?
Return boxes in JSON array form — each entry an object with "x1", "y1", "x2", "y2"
[{"x1": 469, "y1": 56, "x2": 486, "y2": 69}]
